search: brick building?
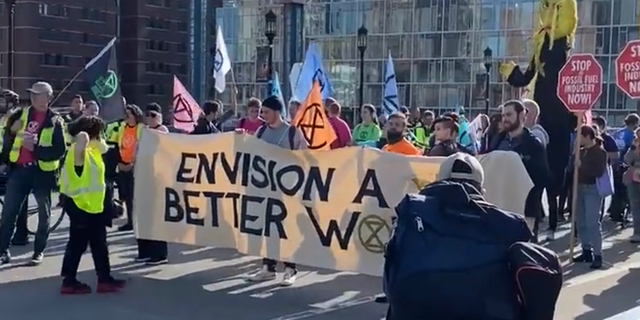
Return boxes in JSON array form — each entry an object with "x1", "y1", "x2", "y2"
[{"x1": 0, "y1": 0, "x2": 220, "y2": 109}]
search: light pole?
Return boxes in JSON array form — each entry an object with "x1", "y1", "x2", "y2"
[
  {"x1": 483, "y1": 46, "x2": 493, "y2": 115},
  {"x1": 264, "y1": 10, "x2": 277, "y2": 87},
  {"x1": 357, "y1": 25, "x2": 368, "y2": 108},
  {"x1": 5, "y1": 0, "x2": 16, "y2": 90}
]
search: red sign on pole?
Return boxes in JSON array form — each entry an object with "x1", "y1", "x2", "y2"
[
  {"x1": 557, "y1": 54, "x2": 603, "y2": 112},
  {"x1": 615, "y1": 40, "x2": 640, "y2": 99}
]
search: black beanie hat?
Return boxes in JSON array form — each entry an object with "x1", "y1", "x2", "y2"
[{"x1": 261, "y1": 96, "x2": 283, "y2": 112}]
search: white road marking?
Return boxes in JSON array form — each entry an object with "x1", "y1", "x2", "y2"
[
  {"x1": 309, "y1": 291, "x2": 361, "y2": 309},
  {"x1": 604, "y1": 304, "x2": 640, "y2": 320},
  {"x1": 264, "y1": 295, "x2": 378, "y2": 320}
]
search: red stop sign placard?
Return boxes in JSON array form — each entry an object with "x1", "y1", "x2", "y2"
[
  {"x1": 615, "y1": 40, "x2": 640, "y2": 99},
  {"x1": 557, "y1": 54, "x2": 603, "y2": 112}
]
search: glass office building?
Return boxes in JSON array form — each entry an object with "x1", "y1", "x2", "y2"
[{"x1": 216, "y1": 0, "x2": 639, "y2": 124}]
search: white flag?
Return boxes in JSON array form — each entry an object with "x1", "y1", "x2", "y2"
[
  {"x1": 213, "y1": 26, "x2": 232, "y2": 93},
  {"x1": 383, "y1": 50, "x2": 400, "y2": 116},
  {"x1": 84, "y1": 37, "x2": 116, "y2": 70}
]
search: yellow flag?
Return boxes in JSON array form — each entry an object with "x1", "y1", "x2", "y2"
[{"x1": 292, "y1": 81, "x2": 337, "y2": 150}]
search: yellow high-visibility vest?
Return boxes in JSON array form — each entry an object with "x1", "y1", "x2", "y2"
[
  {"x1": 105, "y1": 121, "x2": 122, "y2": 146},
  {"x1": 8, "y1": 107, "x2": 60, "y2": 171},
  {"x1": 59, "y1": 143, "x2": 106, "y2": 214}
]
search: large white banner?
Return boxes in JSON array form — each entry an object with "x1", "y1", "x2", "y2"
[{"x1": 134, "y1": 130, "x2": 533, "y2": 277}]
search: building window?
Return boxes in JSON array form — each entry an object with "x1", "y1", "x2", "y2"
[
  {"x1": 147, "y1": 18, "x2": 171, "y2": 30},
  {"x1": 177, "y1": 21, "x2": 188, "y2": 32},
  {"x1": 80, "y1": 8, "x2": 107, "y2": 22},
  {"x1": 42, "y1": 53, "x2": 69, "y2": 66},
  {"x1": 147, "y1": 0, "x2": 162, "y2": 6},
  {"x1": 81, "y1": 33, "x2": 109, "y2": 46},
  {"x1": 39, "y1": 3, "x2": 68, "y2": 17},
  {"x1": 177, "y1": 43, "x2": 187, "y2": 53},
  {"x1": 39, "y1": 29, "x2": 70, "y2": 43},
  {"x1": 146, "y1": 84, "x2": 166, "y2": 95}
]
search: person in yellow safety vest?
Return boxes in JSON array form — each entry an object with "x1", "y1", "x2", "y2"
[
  {"x1": 0, "y1": 82, "x2": 67, "y2": 266},
  {"x1": 115, "y1": 104, "x2": 144, "y2": 234},
  {"x1": 59, "y1": 115, "x2": 126, "y2": 294}
]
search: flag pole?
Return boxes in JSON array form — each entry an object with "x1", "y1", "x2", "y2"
[
  {"x1": 50, "y1": 68, "x2": 85, "y2": 106},
  {"x1": 229, "y1": 67, "x2": 239, "y2": 117}
]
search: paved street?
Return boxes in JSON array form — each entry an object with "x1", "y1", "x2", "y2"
[{"x1": 1, "y1": 206, "x2": 640, "y2": 320}]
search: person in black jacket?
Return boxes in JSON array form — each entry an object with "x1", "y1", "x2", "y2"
[
  {"x1": 425, "y1": 115, "x2": 474, "y2": 157},
  {"x1": 486, "y1": 100, "x2": 551, "y2": 241}
]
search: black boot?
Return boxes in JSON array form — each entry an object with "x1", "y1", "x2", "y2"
[
  {"x1": 590, "y1": 255, "x2": 603, "y2": 269},
  {"x1": 572, "y1": 250, "x2": 593, "y2": 263}
]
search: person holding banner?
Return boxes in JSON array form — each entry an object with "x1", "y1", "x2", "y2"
[
  {"x1": 192, "y1": 101, "x2": 220, "y2": 135},
  {"x1": 351, "y1": 104, "x2": 381, "y2": 147},
  {"x1": 59, "y1": 116, "x2": 125, "y2": 294},
  {"x1": 241, "y1": 96, "x2": 307, "y2": 286},
  {"x1": 115, "y1": 104, "x2": 144, "y2": 233},
  {"x1": 382, "y1": 113, "x2": 421, "y2": 156},
  {"x1": 325, "y1": 99, "x2": 351, "y2": 149},
  {"x1": 236, "y1": 98, "x2": 263, "y2": 134},
  {"x1": 140, "y1": 103, "x2": 169, "y2": 265}
]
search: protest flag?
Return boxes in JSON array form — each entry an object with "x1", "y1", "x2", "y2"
[
  {"x1": 269, "y1": 71, "x2": 287, "y2": 120},
  {"x1": 383, "y1": 50, "x2": 400, "y2": 116},
  {"x1": 84, "y1": 37, "x2": 123, "y2": 122},
  {"x1": 213, "y1": 26, "x2": 231, "y2": 93},
  {"x1": 293, "y1": 43, "x2": 333, "y2": 101},
  {"x1": 292, "y1": 81, "x2": 337, "y2": 151},
  {"x1": 172, "y1": 76, "x2": 202, "y2": 133}
]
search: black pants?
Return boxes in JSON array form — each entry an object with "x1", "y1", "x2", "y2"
[
  {"x1": 263, "y1": 258, "x2": 296, "y2": 272},
  {"x1": 117, "y1": 170, "x2": 134, "y2": 226},
  {"x1": 61, "y1": 200, "x2": 111, "y2": 283},
  {"x1": 118, "y1": 170, "x2": 167, "y2": 259},
  {"x1": 13, "y1": 201, "x2": 29, "y2": 241}
]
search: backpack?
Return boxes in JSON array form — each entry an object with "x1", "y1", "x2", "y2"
[
  {"x1": 383, "y1": 181, "x2": 531, "y2": 320},
  {"x1": 256, "y1": 125, "x2": 296, "y2": 150},
  {"x1": 507, "y1": 242, "x2": 562, "y2": 320}
]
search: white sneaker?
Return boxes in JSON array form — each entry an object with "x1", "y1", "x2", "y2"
[
  {"x1": 247, "y1": 265, "x2": 276, "y2": 282},
  {"x1": 280, "y1": 267, "x2": 297, "y2": 287}
]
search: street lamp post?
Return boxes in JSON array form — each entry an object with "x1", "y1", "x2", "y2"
[
  {"x1": 357, "y1": 25, "x2": 368, "y2": 108},
  {"x1": 483, "y1": 46, "x2": 493, "y2": 115},
  {"x1": 264, "y1": 10, "x2": 277, "y2": 87},
  {"x1": 5, "y1": 0, "x2": 16, "y2": 90}
]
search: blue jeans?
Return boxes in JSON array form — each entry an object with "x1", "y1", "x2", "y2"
[
  {"x1": 575, "y1": 184, "x2": 603, "y2": 256},
  {"x1": 0, "y1": 165, "x2": 52, "y2": 255},
  {"x1": 628, "y1": 182, "x2": 640, "y2": 235}
]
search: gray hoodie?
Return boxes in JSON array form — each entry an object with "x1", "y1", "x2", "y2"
[{"x1": 530, "y1": 124, "x2": 549, "y2": 147}]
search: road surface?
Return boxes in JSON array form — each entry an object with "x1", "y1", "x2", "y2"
[{"x1": 1, "y1": 207, "x2": 640, "y2": 320}]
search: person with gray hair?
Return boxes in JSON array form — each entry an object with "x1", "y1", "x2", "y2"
[
  {"x1": 522, "y1": 98, "x2": 549, "y2": 147},
  {"x1": 83, "y1": 101, "x2": 100, "y2": 117}
]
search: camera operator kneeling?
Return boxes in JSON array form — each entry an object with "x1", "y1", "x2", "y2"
[{"x1": 59, "y1": 116, "x2": 125, "y2": 294}]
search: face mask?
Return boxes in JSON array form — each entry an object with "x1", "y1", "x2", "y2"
[{"x1": 89, "y1": 139, "x2": 109, "y2": 154}]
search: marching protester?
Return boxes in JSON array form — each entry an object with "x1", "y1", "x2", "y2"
[
  {"x1": 288, "y1": 100, "x2": 301, "y2": 121},
  {"x1": 614, "y1": 113, "x2": 639, "y2": 157},
  {"x1": 573, "y1": 125, "x2": 607, "y2": 269},
  {"x1": 116, "y1": 104, "x2": 144, "y2": 233},
  {"x1": 522, "y1": 99, "x2": 549, "y2": 147},
  {"x1": 351, "y1": 104, "x2": 381, "y2": 147},
  {"x1": 624, "y1": 128, "x2": 640, "y2": 243},
  {"x1": 83, "y1": 101, "x2": 100, "y2": 117},
  {"x1": 65, "y1": 94, "x2": 85, "y2": 122},
  {"x1": 0, "y1": 81, "x2": 67, "y2": 265},
  {"x1": 409, "y1": 106, "x2": 428, "y2": 149},
  {"x1": 236, "y1": 98, "x2": 263, "y2": 134},
  {"x1": 381, "y1": 113, "x2": 421, "y2": 156},
  {"x1": 138, "y1": 103, "x2": 169, "y2": 265},
  {"x1": 238, "y1": 95, "x2": 307, "y2": 286},
  {"x1": 325, "y1": 98, "x2": 351, "y2": 149},
  {"x1": 425, "y1": 115, "x2": 473, "y2": 157},
  {"x1": 486, "y1": 100, "x2": 550, "y2": 239},
  {"x1": 192, "y1": 100, "x2": 221, "y2": 135},
  {"x1": 0, "y1": 90, "x2": 30, "y2": 246},
  {"x1": 60, "y1": 116, "x2": 125, "y2": 294}
]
